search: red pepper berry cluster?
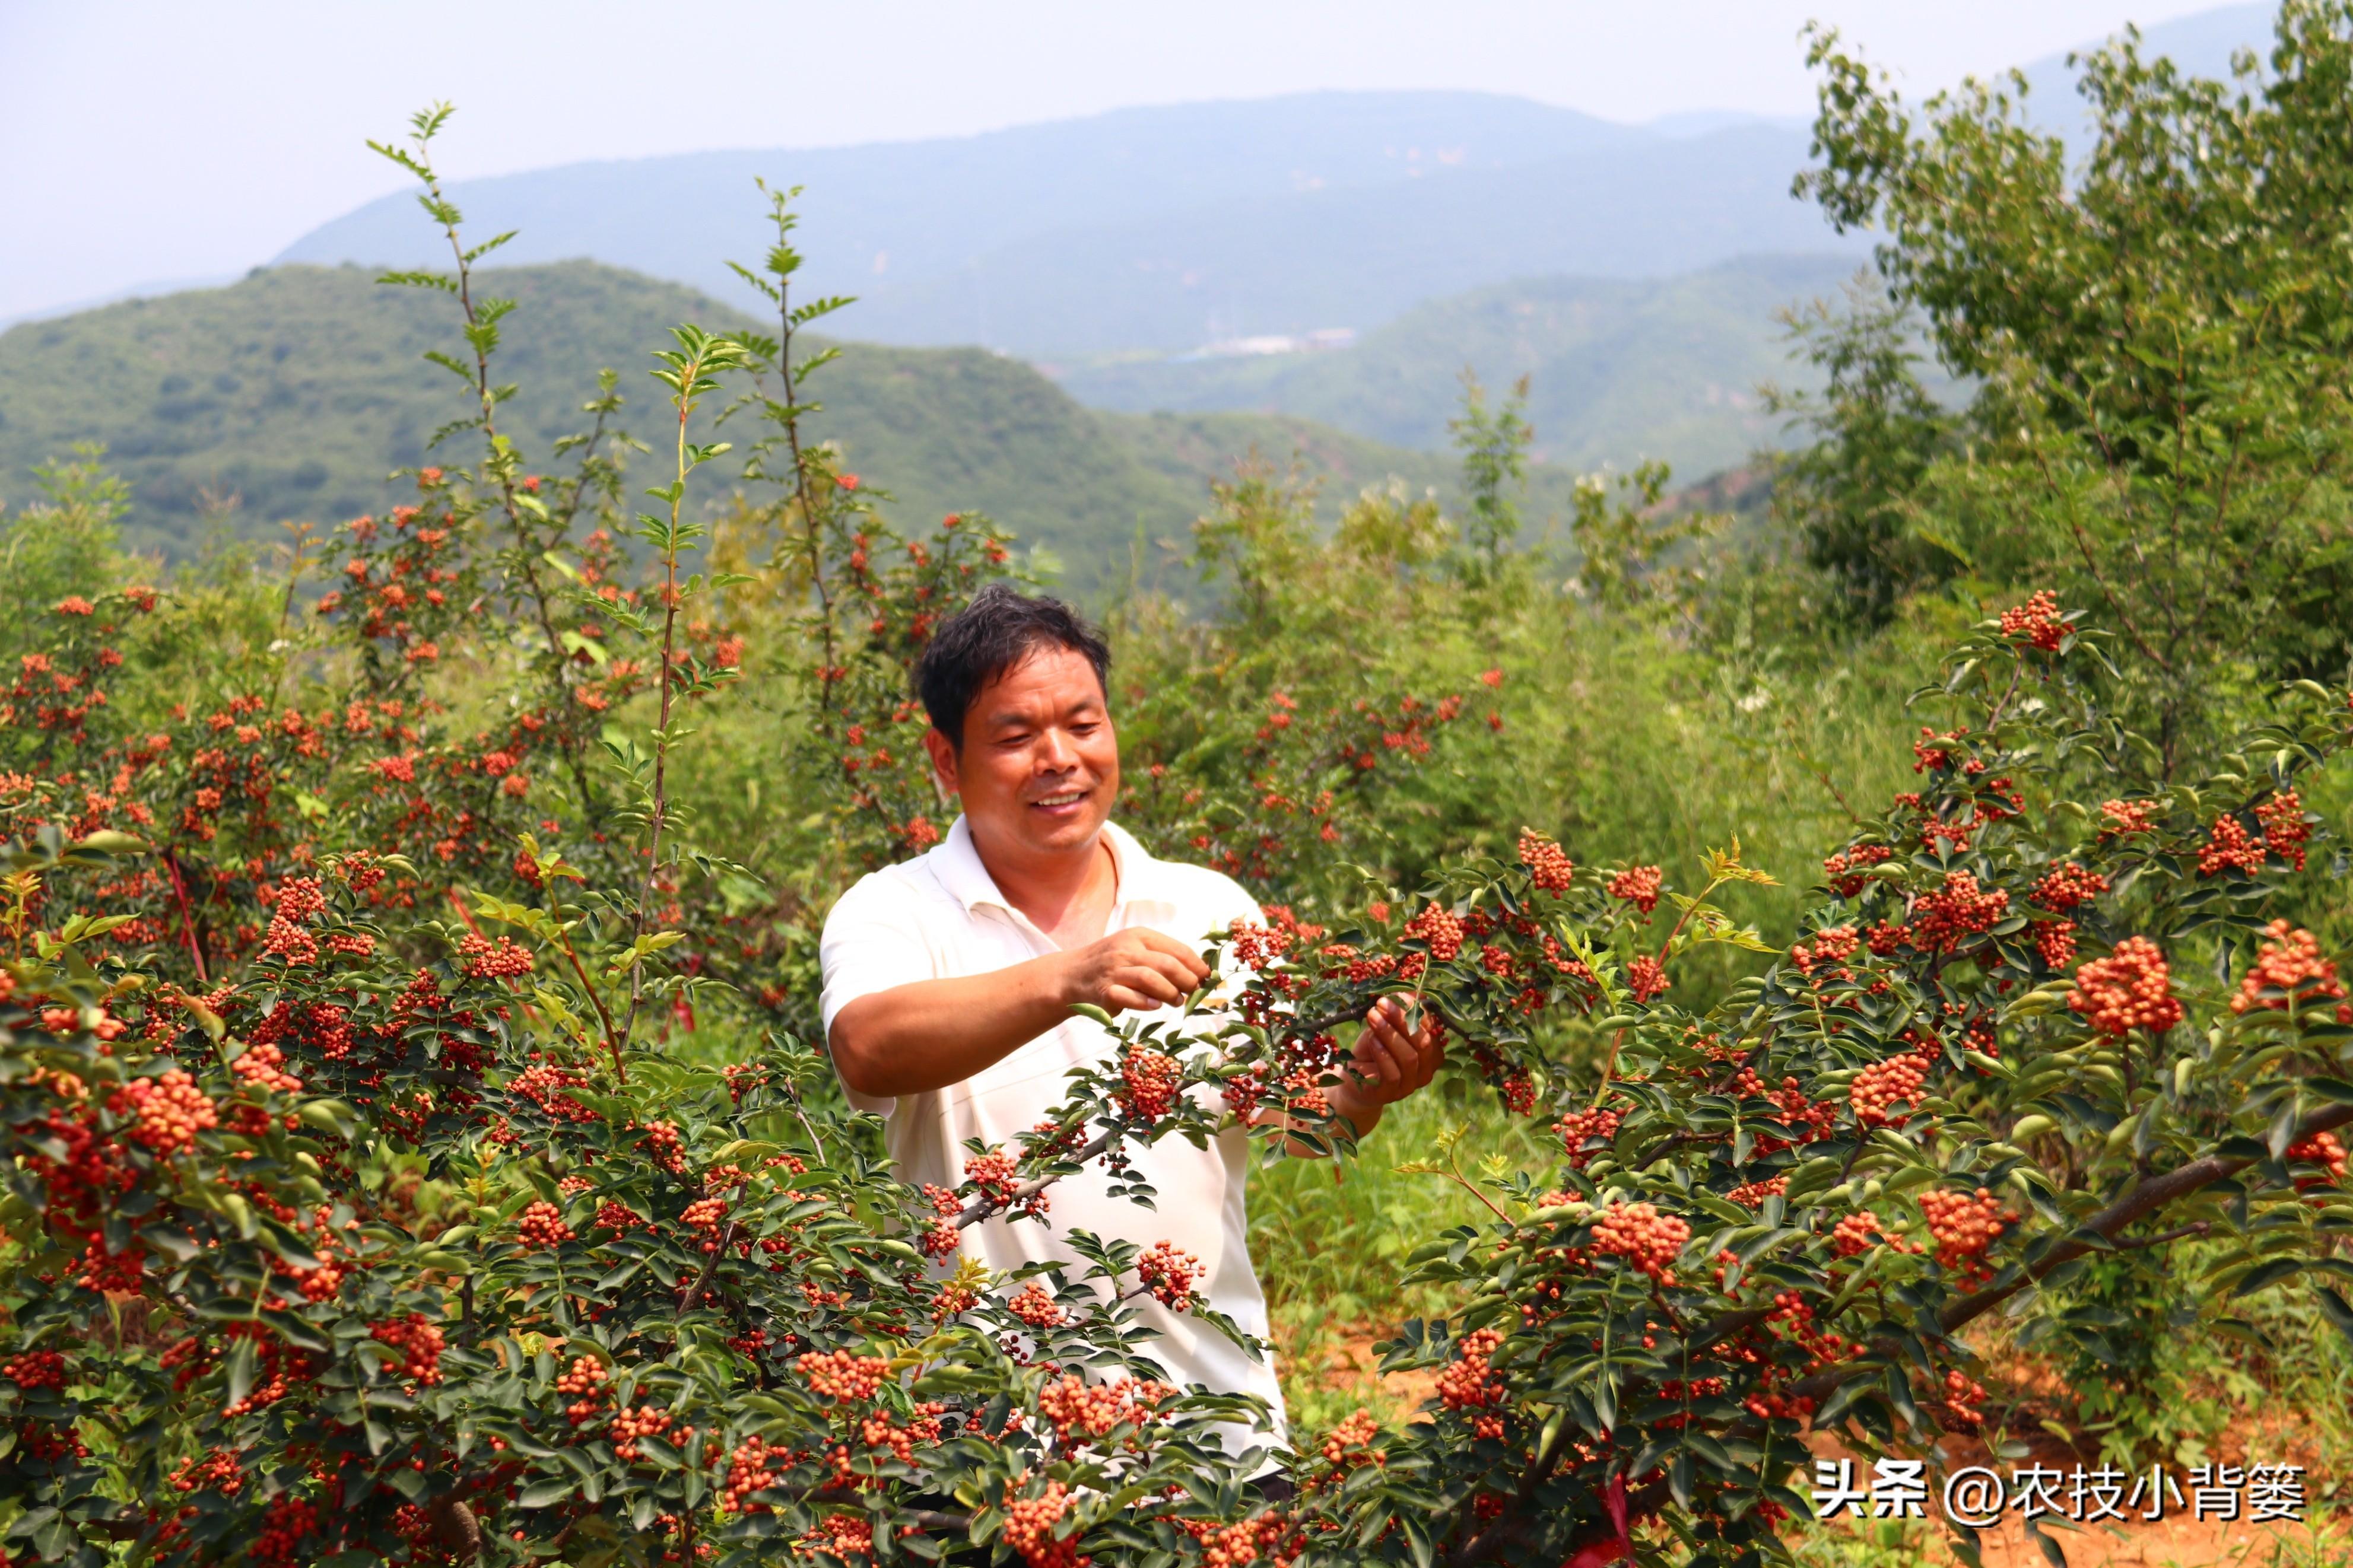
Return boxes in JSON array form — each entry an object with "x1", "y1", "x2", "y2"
[
  {"x1": 1625, "y1": 955, "x2": 1669, "y2": 1003},
  {"x1": 1909, "y1": 871, "x2": 2010, "y2": 956},
  {"x1": 1941, "y1": 1367, "x2": 1989, "y2": 1427},
  {"x1": 722, "y1": 1436, "x2": 783, "y2": 1515},
  {"x1": 1831, "y1": 1213, "x2": 1883, "y2": 1257},
  {"x1": 1919, "y1": 1187, "x2": 2017, "y2": 1271},
  {"x1": 231, "y1": 1042, "x2": 304, "y2": 1095},
  {"x1": 1403, "y1": 902, "x2": 1465, "y2": 962},
  {"x1": 2030, "y1": 862, "x2": 2109, "y2": 912},
  {"x1": 1135, "y1": 1240, "x2": 1201, "y2": 1311},
  {"x1": 2198, "y1": 813, "x2": 2267, "y2": 877},
  {"x1": 796, "y1": 1349, "x2": 890, "y2": 1401},
  {"x1": 1517, "y1": 832, "x2": 1574, "y2": 893},
  {"x1": 1998, "y1": 590, "x2": 2065, "y2": 651},
  {"x1": 2069, "y1": 937, "x2": 2184, "y2": 1037},
  {"x1": 1590, "y1": 1201, "x2": 1691, "y2": 1284},
  {"x1": 1557, "y1": 1107, "x2": 1623, "y2": 1169},
  {"x1": 608, "y1": 1403, "x2": 674, "y2": 1461},
  {"x1": 2100, "y1": 798, "x2": 2160, "y2": 838},
  {"x1": 1002, "y1": 1480, "x2": 1085, "y2": 1568},
  {"x1": 2285, "y1": 1131, "x2": 2348, "y2": 1185},
  {"x1": 369, "y1": 1314, "x2": 446, "y2": 1385},
  {"x1": 556, "y1": 1355, "x2": 609, "y2": 1424},
  {"x1": 1436, "y1": 1326, "x2": 1510, "y2": 1440},
  {"x1": 1008, "y1": 1281, "x2": 1066, "y2": 1328},
  {"x1": 1115, "y1": 1048, "x2": 1182, "y2": 1121},
  {"x1": 459, "y1": 933, "x2": 535, "y2": 979},
  {"x1": 681, "y1": 1197, "x2": 728, "y2": 1253},
  {"x1": 1850, "y1": 1051, "x2": 1931, "y2": 1127},
  {"x1": 112, "y1": 1070, "x2": 220, "y2": 1156},
  {"x1": 1822, "y1": 843, "x2": 1892, "y2": 898},
  {"x1": 1, "y1": 1350, "x2": 66, "y2": 1390},
  {"x1": 1607, "y1": 864, "x2": 1663, "y2": 915},
  {"x1": 516, "y1": 1200, "x2": 575, "y2": 1249},
  {"x1": 1036, "y1": 1373, "x2": 1173, "y2": 1445},
  {"x1": 1726, "y1": 1177, "x2": 1788, "y2": 1209},
  {"x1": 2231, "y1": 920, "x2": 2351, "y2": 1020},
  {"x1": 2255, "y1": 790, "x2": 2311, "y2": 870},
  {"x1": 2035, "y1": 919, "x2": 2079, "y2": 970}
]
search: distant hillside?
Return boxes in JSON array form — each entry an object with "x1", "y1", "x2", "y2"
[
  {"x1": 1052, "y1": 254, "x2": 1864, "y2": 475},
  {"x1": 0, "y1": 261, "x2": 1570, "y2": 600},
  {"x1": 278, "y1": 93, "x2": 1856, "y2": 357},
  {"x1": 266, "y1": 11, "x2": 2281, "y2": 362}
]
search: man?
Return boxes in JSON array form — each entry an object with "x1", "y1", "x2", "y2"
[{"x1": 820, "y1": 584, "x2": 1442, "y2": 1449}]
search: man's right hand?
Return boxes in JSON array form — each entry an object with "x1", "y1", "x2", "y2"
[{"x1": 1055, "y1": 927, "x2": 1211, "y2": 1014}]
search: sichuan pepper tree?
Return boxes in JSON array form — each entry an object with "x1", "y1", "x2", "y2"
[
  {"x1": 4, "y1": 106, "x2": 2352, "y2": 1568},
  {"x1": 5, "y1": 591, "x2": 2349, "y2": 1566}
]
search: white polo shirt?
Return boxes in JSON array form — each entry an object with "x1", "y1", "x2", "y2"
[{"x1": 818, "y1": 816, "x2": 1285, "y2": 1447}]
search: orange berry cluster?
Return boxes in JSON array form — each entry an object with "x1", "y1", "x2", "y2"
[
  {"x1": 1831, "y1": 1212, "x2": 1884, "y2": 1257},
  {"x1": 1557, "y1": 1106, "x2": 1623, "y2": 1169},
  {"x1": 1436, "y1": 1326, "x2": 1509, "y2": 1440},
  {"x1": 369, "y1": 1314, "x2": 446, "y2": 1385},
  {"x1": 1320, "y1": 1407, "x2": 1386, "y2": 1468},
  {"x1": 1002, "y1": 1479, "x2": 1087, "y2": 1568},
  {"x1": 796, "y1": 1349, "x2": 890, "y2": 1402},
  {"x1": 458, "y1": 933, "x2": 535, "y2": 979},
  {"x1": 1822, "y1": 842, "x2": 1893, "y2": 898},
  {"x1": 1135, "y1": 1241, "x2": 1201, "y2": 1312},
  {"x1": 592, "y1": 1200, "x2": 639, "y2": 1234},
  {"x1": 681, "y1": 1197, "x2": 728, "y2": 1254},
  {"x1": 1036, "y1": 1373, "x2": 1173, "y2": 1445},
  {"x1": 1590, "y1": 1202, "x2": 1691, "y2": 1284},
  {"x1": 1008, "y1": 1281, "x2": 1066, "y2": 1328},
  {"x1": 231, "y1": 1042, "x2": 304, "y2": 1095},
  {"x1": 1608, "y1": 864, "x2": 1663, "y2": 915},
  {"x1": 552, "y1": 1356, "x2": 609, "y2": 1427},
  {"x1": 1850, "y1": 1051, "x2": 1930, "y2": 1127},
  {"x1": 1999, "y1": 590, "x2": 2065, "y2": 651},
  {"x1": 2069, "y1": 937, "x2": 2184, "y2": 1037},
  {"x1": 1403, "y1": 903, "x2": 1465, "y2": 962},
  {"x1": 1909, "y1": 871, "x2": 2010, "y2": 956},
  {"x1": 2231, "y1": 920, "x2": 2351, "y2": 1020},
  {"x1": 639, "y1": 1118, "x2": 685, "y2": 1173},
  {"x1": 802, "y1": 1514, "x2": 875, "y2": 1559},
  {"x1": 1940, "y1": 1366, "x2": 1989, "y2": 1427},
  {"x1": 608, "y1": 1402, "x2": 674, "y2": 1461},
  {"x1": 2285, "y1": 1130, "x2": 2348, "y2": 1184},
  {"x1": 721, "y1": 1436, "x2": 782, "y2": 1515},
  {"x1": 1518, "y1": 832, "x2": 1574, "y2": 893},
  {"x1": 115, "y1": 1070, "x2": 219, "y2": 1156},
  {"x1": 1116, "y1": 1048, "x2": 1182, "y2": 1121},
  {"x1": 516, "y1": 1200, "x2": 574, "y2": 1250},
  {"x1": 2255, "y1": 790, "x2": 2311, "y2": 870},
  {"x1": 1625, "y1": 955, "x2": 1669, "y2": 1004},
  {"x1": 2030, "y1": 862, "x2": 2109, "y2": 912},
  {"x1": 1919, "y1": 1187, "x2": 2017, "y2": 1271},
  {"x1": 2199, "y1": 813, "x2": 2266, "y2": 877},
  {"x1": 1725, "y1": 1177, "x2": 1787, "y2": 1209}
]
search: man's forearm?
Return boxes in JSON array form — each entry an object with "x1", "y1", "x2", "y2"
[{"x1": 828, "y1": 955, "x2": 1074, "y2": 1098}]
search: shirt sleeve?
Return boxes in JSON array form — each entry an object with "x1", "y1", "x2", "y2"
[{"x1": 817, "y1": 872, "x2": 939, "y2": 1115}]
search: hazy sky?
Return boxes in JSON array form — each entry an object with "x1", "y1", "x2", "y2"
[{"x1": 2, "y1": 0, "x2": 2228, "y2": 322}]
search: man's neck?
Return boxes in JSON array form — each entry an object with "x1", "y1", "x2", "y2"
[{"x1": 973, "y1": 826, "x2": 1118, "y2": 949}]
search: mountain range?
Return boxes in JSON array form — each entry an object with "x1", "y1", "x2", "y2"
[
  {"x1": 0, "y1": 262, "x2": 1579, "y2": 599},
  {"x1": 275, "y1": 5, "x2": 2271, "y2": 367}
]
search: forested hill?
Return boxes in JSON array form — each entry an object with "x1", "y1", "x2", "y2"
[{"x1": 0, "y1": 262, "x2": 1511, "y2": 599}]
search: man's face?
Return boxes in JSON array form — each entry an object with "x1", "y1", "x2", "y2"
[{"x1": 926, "y1": 644, "x2": 1119, "y2": 864}]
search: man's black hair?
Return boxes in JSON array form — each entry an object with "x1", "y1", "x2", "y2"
[{"x1": 916, "y1": 583, "x2": 1112, "y2": 748}]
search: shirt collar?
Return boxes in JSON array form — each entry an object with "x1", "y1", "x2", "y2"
[{"x1": 929, "y1": 815, "x2": 1174, "y2": 918}]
